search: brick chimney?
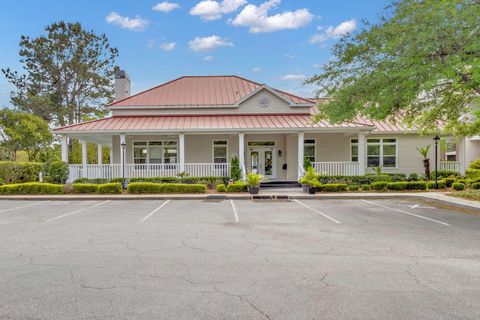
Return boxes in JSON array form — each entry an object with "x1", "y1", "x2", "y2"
[{"x1": 114, "y1": 69, "x2": 131, "y2": 101}]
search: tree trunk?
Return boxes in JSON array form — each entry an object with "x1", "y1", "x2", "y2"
[{"x1": 423, "y1": 159, "x2": 430, "y2": 180}]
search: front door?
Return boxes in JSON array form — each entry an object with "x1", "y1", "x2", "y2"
[{"x1": 248, "y1": 147, "x2": 276, "y2": 178}]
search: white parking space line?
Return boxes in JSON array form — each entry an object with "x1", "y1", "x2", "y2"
[
  {"x1": 0, "y1": 201, "x2": 49, "y2": 213},
  {"x1": 294, "y1": 200, "x2": 341, "y2": 224},
  {"x1": 230, "y1": 200, "x2": 240, "y2": 223},
  {"x1": 140, "y1": 200, "x2": 170, "y2": 223},
  {"x1": 361, "y1": 200, "x2": 450, "y2": 226},
  {"x1": 46, "y1": 201, "x2": 111, "y2": 222}
]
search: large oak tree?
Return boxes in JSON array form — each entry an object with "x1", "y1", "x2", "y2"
[{"x1": 307, "y1": 0, "x2": 480, "y2": 134}]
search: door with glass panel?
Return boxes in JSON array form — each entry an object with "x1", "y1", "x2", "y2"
[{"x1": 248, "y1": 147, "x2": 275, "y2": 178}]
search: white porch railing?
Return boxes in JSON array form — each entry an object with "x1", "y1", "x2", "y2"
[
  {"x1": 439, "y1": 161, "x2": 460, "y2": 172},
  {"x1": 68, "y1": 163, "x2": 230, "y2": 181},
  {"x1": 312, "y1": 162, "x2": 360, "y2": 176}
]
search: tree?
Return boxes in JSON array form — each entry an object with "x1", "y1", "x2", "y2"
[
  {"x1": 416, "y1": 145, "x2": 431, "y2": 179},
  {"x1": 2, "y1": 21, "x2": 118, "y2": 127},
  {"x1": 0, "y1": 108, "x2": 53, "y2": 161},
  {"x1": 307, "y1": 0, "x2": 480, "y2": 134}
]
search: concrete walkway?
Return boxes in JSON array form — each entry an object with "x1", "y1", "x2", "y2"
[{"x1": 1, "y1": 192, "x2": 479, "y2": 212}]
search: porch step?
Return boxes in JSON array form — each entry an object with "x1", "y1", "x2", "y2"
[{"x1": 260, "y1": 180, "x2": 301, "y2": 188}]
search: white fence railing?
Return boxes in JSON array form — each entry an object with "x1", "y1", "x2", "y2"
[
  {"x1": 312, "y1": 162, "x2": 360, "y2": 176},
  {"x1": 68, "y1": 163, "x2": 231, "y2": 182},
  {"x1": 439, "y1": 161, "x2": 460, "y2": 172}
]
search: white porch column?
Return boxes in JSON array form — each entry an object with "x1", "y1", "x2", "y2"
[
  {"x1": 358, "y1": 131, "x2": 367, "y2": 176},
  {"x1": 109, "y1": 147, "x2": 113, "y2": 165},
  {"x1": 81, "y1": 139, "x2": 87, "y2": 165},
  {"x1": 297, "y1": 132, "x2": 304, "y2": 179},
  {"x1": 179, "y1": 133, "x2": 185, "y2": 172},
  {"x1": 238, "y1": 133, "x2": 245, "y2": 176},
  {"x1": 61, "y1": 135, "x2": 68, "y2": 163},
  {"x1": 97, "y1": 144, "x2": 103, "y2": 165},
  {"x1": 458, "y1": 136, "x2": 466, "y2": 175}
]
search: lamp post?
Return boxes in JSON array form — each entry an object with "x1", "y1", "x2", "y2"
[
  {"x1": 433, "y1": 135, "x2": 440, "y2": 190},
  {"x1": 121, "y1": 140, "x2": 127, "y2": 190}
]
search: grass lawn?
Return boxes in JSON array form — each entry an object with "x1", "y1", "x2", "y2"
[{"x1": 450, "y1": 190, "x2": 480, "y2": 202}]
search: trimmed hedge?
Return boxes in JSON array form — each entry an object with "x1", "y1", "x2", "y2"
[
  {"x1": 0, "y1": 182, "x2": 64, "y2": 195},
  {"x1": 127, "y1": 183, "x2": 206, "y2": 194},
  {"x1": 98, "y1": 183, "x2": 122, "y2": 194},
  {"x1": 348, "y1": 185, "x2": 360, "y2": 191},
  {"x1": 367, "y1": 174, "x2": 392, "y2": 182},
  {"x1": 226, "y1": 182, "x2": 248, "y2": 193},
  {"x1": 317, "y1": 183, "x2": 348, "y2": 192},
  {"x1": 445, "y1": 178, "x2": 455, "y2": 188},
  {"x1": 317, "y1": 175, "x2": 375, "y2": 185},
  {"x1": 129, "y1": 176, "x2": 229, "y2": 184},
  {"x1": 426, "y1": 180, "x2": 446, "y2": 189},
  {"x1": 452, "y1": 183, "x2": 465, "y2": 191},
  {"x1": 432, "y1": 170, "x2": 460, "y2": 179},
  {"x1": 43, "y1": 161, "x2": 69, "y2": 184},
  {"x1": 72, "y1": 183, "x2": 99, "y2": 193},
  {"x1": 0, "y1": 161, "x2": 43, "y2": 183},
  {"x1": 465, "y1": 168, "x2": 480, "y2": 178},
  {"x1": 387, "y1": 182, "x2": 408, "y2": 191},
  {"x1": 405, "y1": 181, "x2": 427, "y2": 190},
  {"x1": 73, "y1": 178, "x2": 110, "y2": 184},
  {"x1": 471, "y1": 182, "x2": 480, "y2": 190},
  {"x1": 361, "y1": 184, "x2": 371, "y2": 191},
  {"x1": 216, "y1": 184, "x2": 227, "y2": 192},
  {"x1": 371, "y1": 181, "x2": 388, "y2": 191}
]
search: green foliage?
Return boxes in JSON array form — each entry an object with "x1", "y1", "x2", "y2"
[
  {"x1": 318, "y1": 175, "x2": 373, "y2": 185},
  {"x1": 371, "y1": 181, "x2": 388, "y2": 191},
  {"x1": 427, "y1": 180, "x2": 447, "y2": 189},
  {"x1": 317, "y1": 184, "x2": 348, "y2": 192},
  {"x1": 388, "y1": 173, "x2": 407, "y2": 182},
  {"x1": 43, "y1": 161, "x2": 69, "y2": 184},
  {"x1": 230, "y1": 156, "x2": 242, "y2": 181},
  {"x1": 0, "y1": 108, "x2": 53, "y2": 161},
  {"x1": 0, "y1": 182, "x2": 64, "y2": 195},
  {"x1": 465, "y1": 168, "x2": 480, "y2": 178},
  {"x1": 431, "y1": 170, "x2": 460, "y2": 179},
  {"x1": 127, "y1": 183, "x2": 206, "y2": 194},
  {"x1": 387, "y1": 182, "x2": 408, "y2": 191},
  {"x1": 416, "y1": 145, "x2": 431, "y2": 160},
  {"x1": 469, "y1": 159, "x2": 480, "y2": 170},
  {"x1": 73, "y1": 178, "x2": 110, "y2": 184},
  {"x1": 98, "y1": 183, "x2": 122, "y2": 194},
  {"x1": 348, "y1": 185, "x2": 360, "y2": 191},
  {"x1": 72, "y1": 183, "x2": 99, "y2": 194},
  {"x1": 0, "y1": 161, "x2": 43, "y2": 183},
  {"x1": 361, "y1": 184, "x2": 371, "y2": 191},
  {"x1": 445, "y1": 178, "x2": 455, "y2": 188},
  {"x1": 452, "y1": 183, "x2": 465, "y2": 191},
  {"x1": 300, "y1": 166, "x2": 318, "y2": 185},
  {"x1": 372, "y1": 166, "x2": 383, "y2": 176},
  {"x1": 307, "y1": 0, "x2": 480, "y2": 134},
  {"x1": 470, "y1": 182, "x2": 480, "y2": 190},
  {"x1": 216, "y1": 184, "x2": 227, "y2": 192},
  {"x1": 2, "y1": 21, "x2": 118, "y2": 126},
  {"x1": 369, "y1": 174, "x2": 392, "y2": 182},
  {"x1": 303, "y1": 157, "x2": 312, "y2": 170},
  {"x1": 386, "y1": 181, "x2": 427, "y2": 191},
  {"x1": 405, "y1": 181, "x2": 427, "y2": 190},
  {"x1": 246, "y1": 173, "x2": 263, "y2": 187},
  {"x1": 128, "y1": 176, "x2": 229, "y2": 185},
  {"x1": 226, "y1": 182, "x2": 248, "y2": 193},
  {"x1": 407, "y1": 173, "x2": 419, "y2": 181}
]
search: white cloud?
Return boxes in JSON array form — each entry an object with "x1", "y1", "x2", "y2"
[
  {"x1": 190, "y1": 0, "x2": 246, "y2": 21},
  {"x1": 160, "y1": 42, "x2": 177, "y2": 51},
  {"x1": 203, "y1": 55, "x2": 214, "y2": 61},
  {"x1": 231, "y1": 0, "x2": 313, "y2": 33},
  {"x1": 252, "y1": 67, "x2": 262, "y2": 72},
  {"x1": 313, "y1": 63, "x2": 322, "y2": 69},
  {"x1": 152, "y1": 2, "x2": 180, "y2": 12},
  {"x1": 278, "y1": 74, "x2": 307, "y2": 81},
  {"x1": 310, "y1": 19, "x2": 356, "y2": 44},
  {"x1": 106, "y1": 12, "x2": 149, "y2": 32},
  {"x1": 188, "y1": 35, "x2": 234, "y2": 51}
]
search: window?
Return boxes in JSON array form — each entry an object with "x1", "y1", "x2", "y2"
[
  {"x1": 351, "y1": 138, "x2": 397, "y2": 168},
  {"x1": 133, "y1": 141, "x2": 178, "y2": 164},
  {"x1": 213, "y1": 140, "x2": 228, "y2": 163},
  {"x1": 304, "y1": 139, "x2": 316, "y2": 163}
]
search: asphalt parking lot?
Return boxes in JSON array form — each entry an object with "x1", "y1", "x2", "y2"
[{"x1": 0, "y1": 198, "x2": 479, "y2": 320}]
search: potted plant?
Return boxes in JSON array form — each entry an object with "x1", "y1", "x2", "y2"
[
  {"x1": 307, "y1": 178, "x2": 319, "y2": 194},
  {"x1": 246, "y1": 172, "x2": 263, "y2": 194},
  {"x1": 300, "y1": 166, "x2": 317, "y2": 192}
]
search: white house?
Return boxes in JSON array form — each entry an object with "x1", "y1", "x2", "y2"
[{"x1": 54, "y1": 71, "x2": 466, "y2": 182}]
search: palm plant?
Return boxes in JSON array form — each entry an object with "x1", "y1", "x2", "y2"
[
  {"x1": 373, "y1": 166, "x2": 383, "y2": 177},
  {"x1": 416, "y1": 145, "x2": 431, "y2": 179},
  {"x1": 246, "y1": 172, "x2": 263, "y2": 187}
]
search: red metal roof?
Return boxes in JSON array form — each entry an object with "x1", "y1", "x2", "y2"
[
  {"x1": 54, "y1": 114, "x2": 372, "y2": 133},
  {"x1": 110, "y1": 76, "x2": 314, "y2": 107}
]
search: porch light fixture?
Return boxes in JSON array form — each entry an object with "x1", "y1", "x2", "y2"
[
  {"x1": 433, "y1": 135, "x2": 440, "y2": 190},
  {"x1": 278, "y1": 150, "x2": 282, "y2": 157},
  {"x1": 121, "y1": 141, "x2": 127, "y2": 190}
]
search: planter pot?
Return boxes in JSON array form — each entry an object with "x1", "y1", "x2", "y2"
[
  {"x1": 248, "y1": 186, "x2": 260, "y2": 195},
  {"x1": 302, "y1": 184, "x2": 309, "y2": 193},
  {"x1": 308, "y1": 186, "x2": 317, "y2": 194}
]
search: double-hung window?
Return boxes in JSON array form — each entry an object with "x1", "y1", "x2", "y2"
[
  {"x1": 133, "y1": 141, "x2": 178, "y2": 164},
  {"x1": 213, "y1": 140, "x2": 228, "y2": 163},
  {"x1": 304, "y1": 139, "x2": 316, "y2": 163},
  {"x1": 351, "y1": 138, "x2": 397, "y2": 168}
]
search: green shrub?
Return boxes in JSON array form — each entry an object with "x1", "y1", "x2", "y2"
[
  {"x1": 127, "y1": 183, "x2": 206, "y2": 194},
  {"x1": 469, "y1": 159, "x2": 480, "y2": 170},
  {"x1": 0, "y1": 178, "x2": 4, "y2": 186},
  {"x1": 387, "y1": 182, "x2": 408, "y2": 190},
  {"x1": 432, "y1": 170, "x2": 460, "y2": 179},
  {"x1": 0, "y1": 182, "x2": 64, "y2": 195},
  {"x1": 73, "y1": 178, "x2": 110, "y2": 184},
  {"x1": 128, "y1": 176, "x2": 229, "y2": 185},
  {"x1": 371, "y1": 181, "x2": 388, "y2": 191},
  {"x1": 348, "y1": 185, "x2": 360, "y2": 191},
  {"x1": 471, "y1": 182, "x2": 480, "y2": 190},
  {"x1": 407, "y1": 173, "x2": 419, "y2": 181},
  {"x1": 387, "y1": 173, "x2": 407, "y2": 182},
  {"x1": 405, "y1": 181, "x2": 427, "y2": 190},
  {"x1": 0, "y1": 161, "x2": 43, "y2": 183},
  {"x1": 426, "y1": 180, "x2": 446, "y2": 189},
  {"x1": 445, "y1": 177, "x2": 455, "y2": 188},
  {"x1": 43, "y1": 161, "x2": 69, "y2": 184},
  {"x1": 230, "y1": 156, "x2": 242, "y2": 181},
  {"x1": 361, "y1": 184, "x2": 371, "y2": 191},
  {"x1": 455, "y1": 178, "x2": 467, "y2": 185},
  {"x1": 317, "y1": 175, "x2": 373, "y2": 185},
  {"x1": 216, "y1": 184, "x2": 227, "y2": 192},
  {"x1": 318, "y1": 184, "x2": 348, "y2": 192},
  {"x1": 98, "y1": 183, "x2": 122, "y2": 194},
  {"x1": 368, "y1": 174, "x2": 392, "y2": 182},
  {"x1": 465, "y1": 168, "x2": 480, "y2": 178},
  {"x1": 452, "y1": 183, "x2": 465, "y2": 191},
  {"x1": 72, "y1": 183, "x2": 99, "y2": 193},
  {"x1": 226, "y1": 182, "x2": 248, "y2": 193}
]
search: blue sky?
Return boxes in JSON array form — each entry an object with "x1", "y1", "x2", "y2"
[{"x1": 0, "y1": 0, "x2": 389, "y2": 107}]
